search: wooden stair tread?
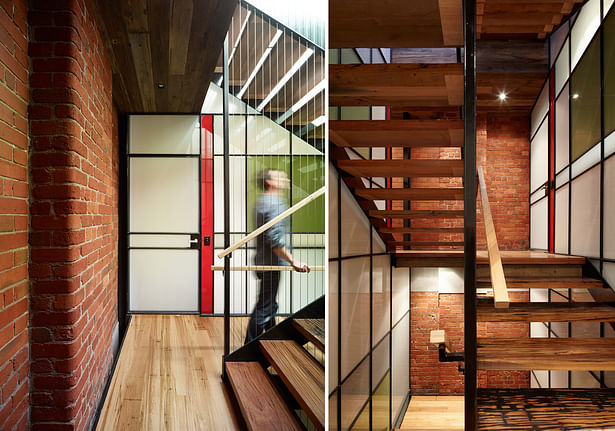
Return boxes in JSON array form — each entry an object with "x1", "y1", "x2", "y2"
[
  {"x1": 369, "y1": 209, "x2": 464, "y2": 219},
  {"x1": 259, "y1": 339, "x2": 325, "y2": 431},
  {"x1": 477, "y1": 337, "x2": 615, "y2": 370},
  {"x1": 292, "y1": 318, "x2": 324, "y2": 352},
  {"x1": 477, "y1": 302, "x2": 615, "y2": 322},
  {"x1": 476, "y1": 250, "x2": 586, "y2": 265},
  {"x1": 337, "y1": 160, "x2": 463, "y2": 178},
  {"x1": 355, "y1": 188, "x2": 464, "y2": 201},
  {"x1": 226, "y1": 361, "x2": 302, "y2": 431},
  {"x1": 477, "y1": 389, "x2": 615, "y2": 431},
  {"x1": 380, "y1": 227, "x2": 464, "y2": 234},
  {"x1": 476, "y1": 277, "x2": 603, "y2": 289},
  {"x1": 388, "y1": 241, "x2": 464, "y2": 247}
]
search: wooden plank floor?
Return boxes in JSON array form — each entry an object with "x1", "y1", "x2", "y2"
[
  {"x1": 399, "y1": 396, "x2": 464, "y2": 430},
  {"x1": 478, "y1": 389, "x2": 615, "y2": 430},
  {"x1": 96, "y1": 315, "x2": 242, "y2": 431}
]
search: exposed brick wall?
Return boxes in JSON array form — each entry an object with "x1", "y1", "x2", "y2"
[
  {"x1": 0, "y1": 1, "x2": 29, "y2": 429},
  {"x1": 411, "y1": 291, "x2": 530, "y2": 395},
  {"x1": 28, "y1": 1, "x2": 119, "y2": 429}
]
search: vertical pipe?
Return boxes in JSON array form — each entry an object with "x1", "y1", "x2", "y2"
[
  {"x1": 223, "y1": 34, "x2": 231, "y2": 359},
  {"x1": 463, "y1": 0, "x2": 478, "y2": 429}
]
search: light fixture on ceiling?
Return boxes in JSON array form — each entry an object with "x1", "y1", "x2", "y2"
[
  {"x1": 498, "y1": 92, "x2": 507, "y2": 101},
  {"x1": 157, "y1": 83, "x2": 166, "y2": 89},
  {"x1": 572, "y1": 93, "x2": 580, "y2": 99}
]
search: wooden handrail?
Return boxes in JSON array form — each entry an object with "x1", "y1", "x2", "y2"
[
  {"x1": 477, "y1": 166, "x2": 509, "y2": 308},
  {"x1": 217, "y1": 186, "x2": 326, "y2": 259},
  {"x1": 211, "y1": 265, "x2": 324, "y2": 271}
]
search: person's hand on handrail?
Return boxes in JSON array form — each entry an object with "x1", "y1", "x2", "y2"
[{"x1": 291, "y1": 260, "x2": 310, "y2": 273}]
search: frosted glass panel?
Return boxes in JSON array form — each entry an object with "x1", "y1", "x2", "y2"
[
  {"x1": 571, "y1": 0, "x2": 600, "y2": 70},
  {"x1": 329, "y1": 261, "x2": 338, "y2": 393},
  {"x1": 571, "y1": 141, "x2": 600, "y2": 179},
  {"x1": 604, "y1": 262, "x2": 615, "y2": 289},
  {"x1": 341, "y1": 357, "x2": 369, "y2": 430},
  {"x1": 214, "y1": 116, "x2": 246, "y2": 155},
  {"x1": 607, "y1": 0, "x2": 615, "y2": 16},
  {"x1": 373, "y1": 229, "x2": 386, "y2": 254},
  {"x1": 340, "y1": 181, "x2": 371, "y2": 257},
  {"x1": 372, "y1": 255, "x2": 391, "y2": 345},
  {"x1": 531, "y1": 83, "x2": 549, "y2": 138},
  {"x1": 530, "y1": 120, "x2": 548, "y2": 193},
  {"x1": 291, "y1": 248, "x2": 325, "y2": 312},
  {"x1": 130, "y1": 249, "x2": 198, "y2": 312},
  {"x1": 604, "y1": 157, "x2": 615, "y2": 259},
  {"x1": 247, "y1": 115, "x2": 290, "y2": 154},
  {"x1": 372, "y1": 335, "x2": 389, "y2": 391},
  {"x1": 555, "y1": 86, "x2": 569, "y2": 172},
  {"x1": 607, "y1": 131, "x2": 615, "y2": 158},
  {"x1": 129, "y1": 115, "x2": 199, "y2": 154},
  {"x1": 555, "y1": 170, "x2": 569, "y2": 188},
  {"x1": 392, "y1": 267, "x2": 409, "y2": 325},
  {"x1": 555, "y1": 185, "x2": 569, "y2": 254},
  {"x1": 329, "y1": 167, "x2": 339, "y2": 258},
  {"x1": 341, "y1": 257, "x2": 370, "y2": 379},
  {"x1": 571, "y1": 165, "x2": 600, "y2": 257},
  {"x1": 530, "y1": 199, "x2": 548, "y2": 250},
  {"x1": 213, "y1": 156, "x2": 246, "y2": 232},
  {"x1": 532, "y1": 370, "x2": 548, "y2": 388},
  {"x1": 130, "y1": 158, "x2": 199, "y2": 233},
  {"x1": 391, "y1": 313, "x2": 409, "y2": 422},
  {"x1": 129, "y1": 234, "x2": 190, "y2": 248},
  {"x1": 555, "y1": 39, "x2": 570, "y2": 97}
]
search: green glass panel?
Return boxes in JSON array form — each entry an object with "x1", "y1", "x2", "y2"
[
  {"x1": 246, "y1": 156, "x2": 324, "y2": 233},
  {"x1": 372, "y1": 373, "x2": 391, "y2": 431},
  {"x1": 291, "y1": 155, "x2": 325, "y2": 233},
  {"x1": 571, "y1": 34, "x2": 602, "y2": 161},
  {"x1": 351, "y1": 401, "x2": 370, "y2": 431},
  {"x1": 605, "y1": 11, "x2": 615, "y2": 136}
]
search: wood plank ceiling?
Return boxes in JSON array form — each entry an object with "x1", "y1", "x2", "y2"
[{"x1": 87, "y1": 0, "x2": 236, "y2": 113}]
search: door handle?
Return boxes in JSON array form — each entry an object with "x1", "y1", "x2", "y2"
[{"x1": 190, "y1": 238, "x2": 199, "y2": 244}]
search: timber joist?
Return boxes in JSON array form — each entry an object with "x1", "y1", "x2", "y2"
[
  {"x1": 336, "y1": 159, "x2": 464, "y2": 178},
  {"x1": 354, "y1": 187, "x2": 464, "y2": 201}
]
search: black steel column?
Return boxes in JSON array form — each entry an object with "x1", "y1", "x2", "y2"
[
  {"x1": 223, "y1": 35, "x2": 231, "y2": 359},
  {"x1": 463, "y1": 0, "x2": 478, "y2": 429}
]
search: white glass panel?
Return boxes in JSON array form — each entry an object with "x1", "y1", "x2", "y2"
[
  {"x1": 214, "y1": 115, "x2": 247, "y2": 154},
  {"x1": 213, "y1": 156, "x2": 246, "y2": 232},
  {"x1": 603, "y1": 262, "x2": 615, "y2": 291},
  {"x1": 341, "y1": 256, "x2": 370, "y2": 379},
  {"x1": 213, "y1": 270, "x2": 224, "y2": 314},
  {"x1": 329, "y1": 261, "x2": 338, "y2": 393},
  {"x1": 532, "y1": 370, "x2": 548, "y2": 388},
  {"x1": 391, "y1": 313, "x2": 410, "y2": 422},
  {"x1": 604, "y1": 156, "x2": 615, "y2": 258},
  {"x1": 555, "y1": 185, "x2": 569, "y2": 254},
  {"x1": 371, "y1": 106, "x2": 387, "y2": 120},
  {"x1": 555, "y1": 85, "x2": 569, "y2": 172},
  {"x1": 530, "y1": 288, "x2": 548, "y2": 302},
  {"x1": 292, "y1": 248, "x2": 325, "y2": 312},
  {"x1": 247, "y1": 115, "x2": 290, "y2": 154},
  {"x1": 292, "y1": 135, "x2": 324, "y2": 155},
  {"x1": 372, "y1": 255, "x2": 391, "y2": 345},
  {"x1": 392, "y1": 267, "x2": 409, "y2": 325},
  {"x1": 571, "y1": 165, "x2": 600, "y2": 257},
  {"x1": 571, "y1": 141, "x2": 601, "y2": 178},
  {"x1": 340, "y1": 357, "x2": 369, "y2": 430},
  {"x1": 372, "y1": 229, "x2": 386, "y2": 253},
  {"x1": 555, "y1": 39, "x2": 570, "y2": 96},
  {"x1": 129, "y1": 115, "x2": 199, "y2": 154},
  {"x1": 372, "y1": 335, "x2": 390, "y2": 391},
  {"x1": 530, "y1": 189, "x2": 547, "y2": 205},
  {"x1": 571, "y1": 0, "x2": 601, "y2": 71},
  {"x1": 130, "y1": 158, "x2": 199, "y2": 233},
  {"x1": 530, "y1": 321, "x2": 548, "y2": 337},
  {"x1": 201, "y1": 83, "x2": 223, "y2": 114},
  {"x1": 329, "y1": 165, "x2": 339, "y2": 259},
  {"x1": 129, "y1": 234, "x2": 190, "y2": 248},
  {"x1": 531, "y1": 83, "x2": 549, "y2": 138},
  {"x1": 607, "y1": 0, "x2": 615, "y2": 16},
  {"x1": 571, "y1": 371, "x2": 600, "y2": 388},
  {"x1": 555, "y1": 169, "x2": 569, "y2": 188},
  {"x1": 214, "y1": 250, "x2": 248, "y2": 314},
  {"x1": 572, "y1": 321, "x2": 601, "y2": 337},
  {"x1": 551, "y1": 25, "x2": 569, "y2": 68},
  {"x1": 551, "y1": 370, "x2": 568, "y2": 388},
  {"x1": 531, "y1": 119, "x2": 549, "y2": 192},
  {"x1": 340, "y1": 181, "x2": 371, "y2": 257},
  {"x1": 130, "y1": 249, "x2": 198, "y2": 312},
  {"x1": 530, "y1": 199, "x2": 548, "y2": 250},
  {"x1": 606, "y1": 130, "x2": 615, "y2": 158}
]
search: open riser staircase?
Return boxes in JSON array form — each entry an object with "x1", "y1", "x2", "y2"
[{"x1": 224, "y1": 296, "x2": 325, "y2": 431}]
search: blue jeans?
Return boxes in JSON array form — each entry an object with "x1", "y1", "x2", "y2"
[{"x1": 244, "y1": 271, "x2": 280, "y2": 344}]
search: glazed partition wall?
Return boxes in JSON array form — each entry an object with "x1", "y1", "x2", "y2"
[
  {"x1": 329, "y1": 164, "x2": 411, "y2": 431},
  {"x1": 529, "y1": 0, "x2": 615, "y2": 389}
]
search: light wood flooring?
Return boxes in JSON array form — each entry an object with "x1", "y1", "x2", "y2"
[
  {"x1": 398, "y1": 396, "x2": 464, "y2": 431},
  {"x1": 96, "y1": 315, "x2": 242, "y2": 431}
]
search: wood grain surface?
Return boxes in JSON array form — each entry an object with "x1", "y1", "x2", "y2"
[
  {"x1": 477, "y1": 302, "x2": 615, "y2": 322},
  {"x1": 292, "y1": 318, "x2": 324, "y2": 352}
]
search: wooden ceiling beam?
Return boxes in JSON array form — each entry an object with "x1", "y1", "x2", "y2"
[
  {"x1": 354, "y1": 187, "x2": 464, "y2": 201},
  {"x1": 337, "y1": 159, "x2": 464, "y2": 178}
]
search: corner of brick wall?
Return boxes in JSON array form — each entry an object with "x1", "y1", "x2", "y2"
[
  {"x1": 0, "y1": 0, "x2": 30, "y2": 430},
  {"x1": 28, "y1": 0, "x2": 119, "y2": 429}
]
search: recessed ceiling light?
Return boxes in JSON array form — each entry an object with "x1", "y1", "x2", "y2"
[
  {"x1": 572, "y1": 93, "x2": 580, "y2": 99},
  {"x1": 157, "y1": 83, "x2": 166, "y2": 89},
  {"x1": 498, "y1": 92, "x2": 507, "y2": 101}
]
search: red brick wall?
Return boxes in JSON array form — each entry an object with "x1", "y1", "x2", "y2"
[
  {"x1": 28, "y1": 1, "x2": 119, "y2": 429},
  {"x1": 0, "y1": 1, "x2": 29, "y2": 430},
  {"x1": 411, "y1": 291, "x2": 530, "y2": 395}
]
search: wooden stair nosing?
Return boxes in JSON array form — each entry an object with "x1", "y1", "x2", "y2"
[
  {"x1": 226, "y1": 361, "x2": 303, "y2": 431},
  {"x1": 259, "y1": 339, "x2": 325, "y2": 431},
  {"x1": 292, "y1": 318, "x2": 324, "y2": 352},
  {"x1": 477, "y1": 302, "x2": 615, "y2": 322},
  {"x1": 476, "y1": 277, "x2": 604, "y2": 289},
  {"x1": 477, "y1": 337, "x2": 615, "y2": 371},
  {"x1": 336, "y1": 159, "x2": 464, "y2": 178}
]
